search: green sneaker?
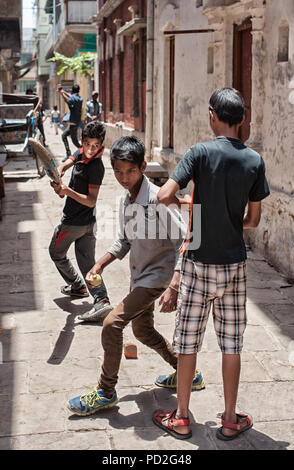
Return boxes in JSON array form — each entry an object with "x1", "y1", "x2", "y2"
[
  {"x1": 155, "y1": 370, "x2": 205, "y2": 391},
  {"x1": 67, "y1": 388, "x2": 119, "y2": 416}
]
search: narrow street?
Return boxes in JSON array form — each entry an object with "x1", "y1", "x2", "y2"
[{"x1": 0, "y1": 121, "x2": 294, "y2": 450}]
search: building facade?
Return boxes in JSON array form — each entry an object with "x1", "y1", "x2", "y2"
[
  {"x1": 0, "y1": 0, "x2": 22, "y2": 94},
  {"x1": 95, "y1": 0, "x2": 147, "y2": 147},
  {"x1": 35, "y1": 0, "x2": 51, "y2": 107},
  {"x1": 17, "y1": 28, "x2": 37, "y2": 95},
  {"x1": 43, "y1": 0, "x2": 97, "y2": 112}
]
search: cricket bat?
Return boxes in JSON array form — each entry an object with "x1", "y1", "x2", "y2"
[{"x1": 28, "y1": 138, "x2": 61, "y2": 183}]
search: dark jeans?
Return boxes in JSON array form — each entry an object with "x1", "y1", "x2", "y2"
[
  {"x1": 49, "y1": 222, "x2": 108, "y2": 303},
  {"x1": 98, "y1": 287, "x2": 178, "y2": 396},
  {"x1": 62, "y1": 124, "x2": 80, "y2": 156},
  {"x1": 37, "y1": 119, "x2": 46, "y2": 144}
]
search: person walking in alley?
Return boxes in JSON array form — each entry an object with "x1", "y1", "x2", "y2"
[
  {"x1": 57, "y1": 83, "x2": 83, "y2": 161},
  {"x1": 67, "y1": 136, "x2": 205, "y2": 416},
  {"x1": 85, "y1": 91, "x2": 102, "y2": 123},
  {"x1": 51, "y1": 105, "x2": 60, "y2": 135},
  {"x1": 49, "y1": 120, "x2": 113, "y2": 321},
  {"x1": 26, "y1": 88, "x2": 47, "y2": 146},
  {"x1": 151, "y1": 88, "x2": 270, "y2": 441}
]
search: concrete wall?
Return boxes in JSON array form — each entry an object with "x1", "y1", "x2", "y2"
[{"x1": 245, "y1": 0, "x2": 294, "y2": 280}]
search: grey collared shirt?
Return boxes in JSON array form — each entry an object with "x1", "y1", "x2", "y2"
[
  {"x1": 86, "y1": 100, "x2": 102, "y2": 119},
  {"x1": 108, "y1": 176, "x2": 186, "y2": 290}
]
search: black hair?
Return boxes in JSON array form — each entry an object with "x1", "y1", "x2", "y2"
[
  {"x1": 53, "y1": 105, "x2": 57, "y2": 110},
  {"x1": 209, "y1": 88, "x2": 245, "y2": 127},
  {"x1": 25, "y1": 88, "x2": 34, "y2": 95},
  {"x1": 110, "y1": 136, "x2": 145, "y2": 168},
  {"x1": 72, "y1": 84, "x2": 80, "y2": 94},
  {"x1": 82, "y1": 120, "x2": 106, "y2": 143}
]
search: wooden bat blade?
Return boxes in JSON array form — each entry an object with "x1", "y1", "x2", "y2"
[{"x1": 28, "y1": 138, "x2": 61, "y2": 183}]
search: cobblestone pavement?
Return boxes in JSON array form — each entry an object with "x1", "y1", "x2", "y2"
[{"x1": 0, "y1": 122, "x2": 293, "y2": 451}]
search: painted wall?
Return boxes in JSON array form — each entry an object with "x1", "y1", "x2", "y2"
[{"x1": 152, "y1": 0, "x2": 213, "y2": 170}]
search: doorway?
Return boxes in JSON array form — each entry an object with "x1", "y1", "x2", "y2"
[
  {"x1": 169, "y1": 35, "x2": 175, "y2": 148},
  {"x1": 233, "y1": 18, "x2": 252, "y2": 143}
]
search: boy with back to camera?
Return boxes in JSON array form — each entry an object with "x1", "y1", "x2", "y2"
[
  {"x1": 67, "y1": 136, "x2": 205, "y2": 416},
  {"x1": 152, "y1": 88, "x2": 270, "y2": 440},
  {"x1": 49, "y1": 120, "x2": 113, "y2": 320}
]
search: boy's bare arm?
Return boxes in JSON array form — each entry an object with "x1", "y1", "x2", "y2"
[
  {"x1": 51, "y1": 183, "x2": 99, "y2": 208},
  {"x1": 58, "y1": 159, "x2": 74, "y2": 177},
  {"x1": 57, "y1": 84, "x2": 70, "y2": 103},
  {"x1": 159, "y1": 270, "x2": 180, "y2": 312},
  {"x1": 64, "y1": 185, "x2": 99, "y2": 208},
  {"x1": 243, "y1": 200, "x2": 261, "y2": 228},
  {"x1": 85, "y1": 253, "x2": 116, "y2": 284},
  {"x1": 158, "y1": 179, "x2": 182, "y2": 207}
]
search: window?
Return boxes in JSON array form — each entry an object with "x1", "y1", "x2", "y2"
[{"x1": 278, "y1": 21, "x2": 289, "y2": 62}]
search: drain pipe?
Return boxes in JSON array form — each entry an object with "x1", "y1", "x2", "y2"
[{"x1": 145, "y1": 0, "x2": 154, "y2": 162}]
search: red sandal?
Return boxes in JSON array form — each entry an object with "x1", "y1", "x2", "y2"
[
  {"x1": 152, "y1": 409, "x2": 192, "y2": 440},
  {"x1": 216, "y1": 412, "x2": 253, "y2": 441}
]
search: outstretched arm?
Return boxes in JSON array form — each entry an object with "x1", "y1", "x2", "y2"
[
  {"x1": 57, "y1": 84, "x2": 70, "y2": 104},
  {"x1": 158, "y1": 178, "x2": 191, "y2": 208}
]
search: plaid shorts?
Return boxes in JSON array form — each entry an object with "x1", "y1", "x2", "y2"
[{"x1": 173, "y1": 256, "x2": 247, "y2": 355}]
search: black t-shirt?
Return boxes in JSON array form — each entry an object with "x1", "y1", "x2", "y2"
[
  {"x1": 171, "y1": 137, "x2": 270, "y2": 264},
  {"x1": 61, "y1": 149, "x2": 105, "y2": 226},
  {"x1": 68, "y1": 93, "x2": 83, "y2": 125}
]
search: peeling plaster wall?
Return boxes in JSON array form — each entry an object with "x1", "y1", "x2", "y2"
[
  {"x1": 174, "y1": 31, "x2": 215, "y2": 155},
  {"x1": 153, "y1": 0, "x2": 214, "y2": 169},
  {"x1": 246, "y1": 0, "x2": 294, "y2": 280}
]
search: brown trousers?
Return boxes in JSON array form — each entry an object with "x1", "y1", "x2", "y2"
[{"x1": 98, "y1": 287, "x2": 178, "y2": 395}]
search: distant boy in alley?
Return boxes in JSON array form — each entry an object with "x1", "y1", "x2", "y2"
[
  {"x1": 49, "y1": 120, "x2": 113, "y2": 320},
  {"x1": 67, "y1": 136, "x2": 205, "y2": 416},
  {"x1": 152, "y1": 88, "x2": 270, "y2": 441}
]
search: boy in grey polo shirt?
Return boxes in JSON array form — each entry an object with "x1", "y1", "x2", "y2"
[{"x1": 67, "y1": 136, "x2": 205, "y2": 416}]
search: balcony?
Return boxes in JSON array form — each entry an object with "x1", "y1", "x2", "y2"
[
  {"x1": 45, "y1": 0, "x2": 97, "y2": 24},
  {"x1": 45, "y1": 1, "x2": 97, "y2": 59},
  {"x1": 67, "y1": 1, "x2": 97, "y2": 24}
]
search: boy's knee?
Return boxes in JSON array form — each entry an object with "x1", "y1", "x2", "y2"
[
  {"x1": 132, "y1": 324, "x2": 155, "y2": 345},
  {"x1": 48, "y1": 244, "x2": 55, "y2": 261},
  {"x1": 49, "y1": 243, "x2": 63, "y2": 263}
]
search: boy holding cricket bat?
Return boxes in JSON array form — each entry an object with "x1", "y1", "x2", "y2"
[{"x1": 49, "y1": 120, "x2": 113, "y2": 319}]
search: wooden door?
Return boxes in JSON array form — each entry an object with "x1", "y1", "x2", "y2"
[
  {"x1": 233, "y1": 19, "x2": 252, "y2": 143},
  {"x1": 169, "y1": 35, "x2": 175, "y2": 148}
]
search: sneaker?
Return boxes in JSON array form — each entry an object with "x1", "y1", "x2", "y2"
[
  {"x1": 78, "y1": 299, "x2": 113, "y2": 322},
  {"x1": 67, "y1": 388, "x2": 119, "y2": 416},
  {"x1": 155, "y1": 370, "x2": 205, "y2": 391}
]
